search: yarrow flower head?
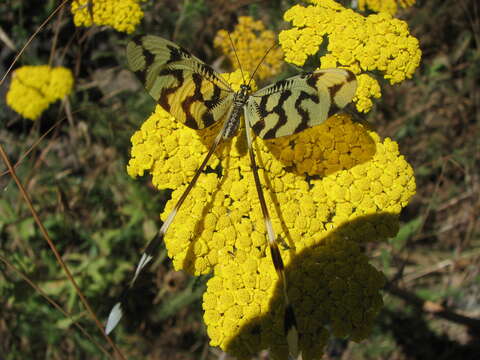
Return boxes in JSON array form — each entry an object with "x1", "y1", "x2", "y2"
[
  {"x1": 214, "y1": 16, "x2": 284, "y2": 80},
  {"x1": 279, "y1": 0, "x2": 422, "y2": 112},
  {"x1": 358, "y1": 0, "x2": 416, "y2": 15},
  {"x1": 6, "y1": 65, "x2": 74, "y2": 120},
  {"x1": 71, "y1": 0, "x2": 144, "y2": 34},
  {"x1": 127, "y1": 69, "x2": 416, "y2": 358}
]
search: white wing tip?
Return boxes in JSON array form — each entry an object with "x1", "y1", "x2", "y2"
[{"x1": 105, "y1": 302, "x2": 123, "y2": 335}]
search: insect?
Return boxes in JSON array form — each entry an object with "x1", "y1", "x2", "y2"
[{"x1": 106, "y1": 35, "x2": 357, "y2": 358}]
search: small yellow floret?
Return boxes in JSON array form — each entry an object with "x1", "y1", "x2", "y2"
[
  {"x1": 214, "y1": 16, "x2": 284, "y2": 80},
  {"x1": 6, "y1": 65, "x2": 74, "y2": 120},
  {"x1": 71, "y1": 0, "x2": 144, "y2": 34}
]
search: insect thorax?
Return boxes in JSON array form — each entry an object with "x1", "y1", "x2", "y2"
[{"x1": 223, "y1": 85, "x2": 251, "y2": 139}]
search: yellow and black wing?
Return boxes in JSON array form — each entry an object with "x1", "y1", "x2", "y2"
[
  {"x1": 246, "y1": 69, "x2": 357, "y2": 139},
  {"x1": 127, "y1": 35, "x2": 234, "y2": 130}
]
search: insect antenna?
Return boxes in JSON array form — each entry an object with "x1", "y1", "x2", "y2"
[
  {"x1": 247, "y1": 42, "x2": 278, "y2": 87},
  {"x1": 106, "y1": 121, "x2": 230, "y2": 334},
  {"x1": 227, "y1": 32, "x2": 246, "y2": 85}
]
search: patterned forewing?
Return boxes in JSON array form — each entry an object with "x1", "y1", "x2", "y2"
[
  {"x1": 247, "y1": 69, "x2": 357, "y2": 139},
  {"x1": 127, "y1": 35, "x2": 234, "y2": 129}
]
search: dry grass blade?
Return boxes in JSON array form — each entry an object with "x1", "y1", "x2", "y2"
[
  {"x1": 0, "y1": 0, "x2": 70, "y2": 86},
  {"x1": 0, "y1": 254, "x2": 113, "y2": 359},
  {"x1": 0, "y1": 118, "x2": 65, "y2": 178},
  {"x1": 0, "y1": 144, "x2": 126, "y2": 360}
]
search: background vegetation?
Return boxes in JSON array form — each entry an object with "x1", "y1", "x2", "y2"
[{"x1": 0, "y1": 0, "x2": 478, "y2": 359}]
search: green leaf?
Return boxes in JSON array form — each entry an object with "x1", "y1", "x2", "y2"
[{"x1": 389, "y1": 217, "x2": 422, "y2": 251}]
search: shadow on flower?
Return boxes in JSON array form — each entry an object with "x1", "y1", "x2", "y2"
[
  {"x1": 262, "y1": 114, "x2": 377, "y2": 178},
  {"x1": 204, "y1": 212, "x2": 396, "y2": 360}
]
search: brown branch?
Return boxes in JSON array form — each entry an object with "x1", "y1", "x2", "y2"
[{"x1": 385, "y1": 284, "x2": 480, "y2": 331}]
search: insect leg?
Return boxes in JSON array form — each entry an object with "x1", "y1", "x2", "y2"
[{"x1": 243, "y1": 109, "x2": 300, "y2": 358}]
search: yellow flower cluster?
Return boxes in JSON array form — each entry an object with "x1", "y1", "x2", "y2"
[
  {"x1": 6, "y1": 65, "x2": 74, "y2": 120},
  {"x1": 214, "y1": 16, "x2": 284, "y2": 80},
  {"x1": 358, "y1": 0, "x2": 416, "y2": 15},
  {"x1": 71, "y1": 0, "x2": 144, "y2": 34},
  {"x1": 127, "y1": 70, "x2": 416, "y2": 358},
  {"x1": 279, "y1": 0, "x2": 421, "y2": 112}
]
